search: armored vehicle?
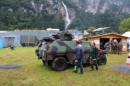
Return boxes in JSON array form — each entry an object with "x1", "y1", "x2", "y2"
[{"x1": 35, "y1": 31, "x2": 107, "y2": 71}]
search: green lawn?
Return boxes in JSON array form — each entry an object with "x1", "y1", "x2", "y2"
[{"x1": 0, "y1": 47, "x2": 130, "y2": 86}]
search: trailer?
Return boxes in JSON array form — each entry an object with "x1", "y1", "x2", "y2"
[{"x1": 20, "y1": 35, "x2": 38, "y2": 47}]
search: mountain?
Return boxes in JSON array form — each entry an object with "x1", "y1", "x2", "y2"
[
  {"x1": 0, "y1": 0, "x2": 130, "y2": 32},
  {"x1": 70, "y1": 0, "x2": 130, "y2": 14}
]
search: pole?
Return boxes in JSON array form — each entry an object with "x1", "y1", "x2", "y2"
[{"x1": 28, "y1": 36, "x2": 30, "y2": 47}]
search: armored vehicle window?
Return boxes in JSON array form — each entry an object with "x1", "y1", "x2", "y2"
[
  {"x1": 70, "y1": 42, "x2": 76, "y2": 47},
  {"x1": 82, "y1": 42, "x2": 92, "y2": 50}
]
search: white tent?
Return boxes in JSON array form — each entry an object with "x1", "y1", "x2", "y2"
[
  {"x1": 122, "y1": 31, "x2": 130, "y2": 37},
  {"x1": 122, "y1": 31, "x2": 130, "y2": 51}
]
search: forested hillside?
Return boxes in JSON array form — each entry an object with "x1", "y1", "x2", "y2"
[
  {"x1": 69, "y1": 12, "x2": 130, "y2": 33},
  {"x1": 0, "y1": 0, "x2": 130, "y2": 33},
  {"x1": 0, "y1": 0, "x2": 64, "y2": 31}
]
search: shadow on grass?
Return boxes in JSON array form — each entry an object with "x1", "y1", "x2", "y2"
[
  {"x1": 110, "y1": 64, "x2": 130, "y2": 73},
  {"x1": 0, "y1": 64, "x2": 23, "y2": 69},
  {"x1": 36, "y1": 63, "x2": 91, "y2": 72},
  {"x1": 36, "y1": 62, "x2": 105, "y2": 72}
]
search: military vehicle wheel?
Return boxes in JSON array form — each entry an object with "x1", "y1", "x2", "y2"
[
  {"x1": 98, "y1": 54, "x2": 107, "y2": 65},
  {"x1": 42, "y1": 59, "x2": 45, "y2": 65},
  {"x1": 52, "y1": 57, "x2": 67, "y2": 71}
]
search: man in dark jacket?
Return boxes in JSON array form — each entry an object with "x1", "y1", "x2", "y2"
[
  {"x1": 74, "y1": 40, "x2": 84, "y2": 74},
  {"x1": 90, "y1": 42, "x2": 98, "y2": 71}
]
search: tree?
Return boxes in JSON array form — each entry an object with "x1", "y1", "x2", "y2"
[
  {"x1": 88, "y1": 26, "x2": 96, "y2": 36},
  {"x1": 41, "y1": 27, "x2": 44, "y2": 30},
  {"x1": 88, "y1": 26, "x2": 96, "y2": 32},
  {"x1": 119, "y1": 18, "x2": 130, "y2": 34}
]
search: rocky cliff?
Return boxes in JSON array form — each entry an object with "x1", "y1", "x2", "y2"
[
  {"x1": 0, "y1": 0, "x2": 130, "y2": 31},
  {"x1": 28, "y1": 0, "x2": 130, "y2": 24}
]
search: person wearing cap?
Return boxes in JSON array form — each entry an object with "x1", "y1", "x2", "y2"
[
  {"x1": 74, "y1": 40, "x2": 84, "y2": 74},
  {"x1": 104, "y1": 42, "x2": 109, "y2": 55},
  {"x1": 90, "y1": 42, "x2": 98, "y2": 71}
]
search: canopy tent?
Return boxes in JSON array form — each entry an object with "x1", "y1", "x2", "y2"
[
  {"x1": 122, "y1": 31, "x2": 130, "y2": 37},
  {"x1": 122, "y1": 31, "x2": 130, "y2": 51}
]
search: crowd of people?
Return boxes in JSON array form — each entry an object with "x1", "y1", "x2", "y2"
[
  {"x1": 102, "y1": 40, "x2": 125, "y2": 55},
  {"x1": 73, "y1": 39, "x2": 130, "y2": 74}
]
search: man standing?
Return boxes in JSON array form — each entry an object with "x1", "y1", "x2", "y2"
[
  {"x1": 117, "y1": 41, "x2": 123, "y2": 55},
  {"x1": 90, "y1": 42, "x2": 98, "y2": 71},
  {"x1": 127, "y1": 42, "x2": 129, "y2": 51},
  {"x1": 104, "y1": 42, "x2": 109, "y2": 55},
  {"x1": 74, "y1": 40, "x2": 84, "y2": 74}
]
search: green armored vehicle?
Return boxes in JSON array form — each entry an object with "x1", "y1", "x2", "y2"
[{"x1": 35, "y1": 31, "x2": 107, "y2": 71}]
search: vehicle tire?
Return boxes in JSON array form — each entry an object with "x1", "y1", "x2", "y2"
[
  {"x1": 98, "y1": 54, "x2": 107, "y2": 65},
  {"x1": 42, "y1": 59, "x2": 45, "y2": 65},
  {"x1": 52, "y1": 57, "x2": 67, "y2": 71}
]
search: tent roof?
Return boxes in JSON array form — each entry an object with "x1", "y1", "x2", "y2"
[
  {"x1": 86, "y1": 33, "x2": 128, "y2": 39},
  {"x1": 122, "y1": 31, "x2": 130, "y2": 37}
]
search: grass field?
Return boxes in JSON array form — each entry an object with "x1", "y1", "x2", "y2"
[{"x1": 0, "y1": 47, "x2": 130, "y2": 86}]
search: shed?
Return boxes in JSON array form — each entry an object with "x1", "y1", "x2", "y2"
[
  {"x1": 1, "y1": 36, "x2": 16, "y2": 47},
  {"x1": 85, "y1": 33, "x2": 129, "y2": 52}
]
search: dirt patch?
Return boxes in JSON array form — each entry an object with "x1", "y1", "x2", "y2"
[
  {"x1": 111, "y1": 64, "x2": 130, "y2": 72},
  {"x1": 0, "y1": 65, "x2": 23, "y2": 69}
]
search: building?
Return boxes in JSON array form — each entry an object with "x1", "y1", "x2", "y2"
[
  {"x1": 0, "y1": 30, "x2": 57, "y2": 47},
  {"x1": 84, "y1": 33, "x2": 129, "y2": 52},
  {"x1": 83, "y1": 30, "x2": 89, "y2": 36},
  {"x1": 46, "y1": 28, "x2": 59, "y2": 32},
  {"x1": 68, "y1": 30, "x2": 83, "y2": 40}
]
